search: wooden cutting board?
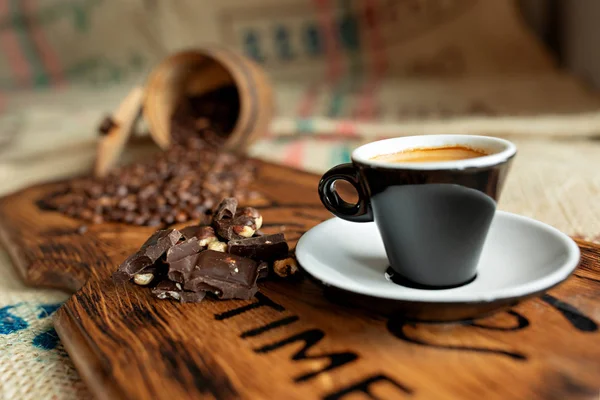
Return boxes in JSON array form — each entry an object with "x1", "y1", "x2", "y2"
[{"x1": 0, "y1": 161, "x2": 599, "y2": 400}]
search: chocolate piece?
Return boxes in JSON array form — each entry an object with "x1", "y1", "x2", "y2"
[
  {"x1": 180, "y1": 225, "x2": 217, "y2": 246},
  {"x1": 212, "y1": 201, "x2": 258, "y2": 240},
  {"x1": 168, "y1": 253, "x2": 200, "y2": 284},
  {"x1": 151, "y1": 280, "x2": 208, "y2": 303},
  {"x1": 166, "y1": 239, "x2": 202, "y2": 283},
  {"x1": 214, "y1": 198, "x2": 237, "y2": 221},
  {"x1": 213, "y1": 220, "x2": 235, "y2": 241},
  {"x1": 257, "y1": 262, "x2": 269, "y2": 280},
  {"x1": 112, "y1": 253, "x2": 153, "y2": 283},
  {"x1": 212, "y1": 198, "x2": 239, "y2": 240},
  {"x1": 166, "y1": 238, "x2": 202, "y2": 263},
  {"x1": 98, "y1": 115, "x2": 117, "y2": 136},
  {"x1": 184, "y1": 250, "x2": 262, "y2": 300},
  {"x1": 112, "y1": 229, "x2": 182, "y2": 283},
  {"x1": 142, "y1": 229, "x2": 182, "y2": 260},
  {"x1": 228, "y1": 233, "x2": 288, "y2": 261}
]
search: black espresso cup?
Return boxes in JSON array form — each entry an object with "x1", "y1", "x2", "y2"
[{"x1": 318, "y1": 135, "x2": 516, "y2": 288}]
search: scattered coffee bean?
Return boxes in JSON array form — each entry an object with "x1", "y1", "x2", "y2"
[
  {"x1": 98, "y1": 115, "x2": 117, "y2": 136},
  {"x1": 40, "y1": 86, "x2": 258, "y2": 227}
]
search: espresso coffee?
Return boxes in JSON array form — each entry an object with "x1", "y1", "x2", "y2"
[
  {"x1": 371, "y1": 145, "x2": 489, "y2": 163},
  {"x1": 319, "y1": 135, "x2": 516, "y2": 287}
]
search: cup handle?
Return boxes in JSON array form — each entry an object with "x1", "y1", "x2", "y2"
[{"x1": 318, "y1": 163, "x2": 373, "y2": 222}]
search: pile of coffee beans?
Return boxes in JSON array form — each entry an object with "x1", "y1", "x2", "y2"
[
  {"x1": 171, "y1": 85, "x2": 239, "y2": 145},
  {"x1": 41, "y1": 86, "x2": 259, "y2": 227}
]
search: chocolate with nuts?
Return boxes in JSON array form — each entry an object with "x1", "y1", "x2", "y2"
[
  {"x1": 207, "y1": 241, "x2": 228, "y2": 252},
  {"x1": 112, "y1": 197, "x2": 293, "y2": 305},
  {"x1": 184, "y1": 251, "x2": 266, "y2": 300},
  {"x1": 212, "y1": 198, "x2": 262, "y2": 240},
  {"x1": 228, "y1": 233, "x2": 288, "y2": 261},
  {"x1": 214, "y1": 198, "x2": 238, "y2": 221},
  {"x1": 166, "y1": 238, "x2": 203, "y2": 283},
  {"x1": 151, "y1": 280, "x2": 208, "y2": 303},
  {"x1": 168, "y1": 253, "x2": 201, "y2": 285},
  {"x1": 113, "y1": 229, "x2": 181, "y2": 283},
  {"x1": 237, "y1": 207, "x2": 263, "y2": 230},
  {"x1": 166, "y1": 238, "x2": 202, "y2": 263},
  {"x1": 180, "y1": 225, "x2": 217, "y2": 245}
]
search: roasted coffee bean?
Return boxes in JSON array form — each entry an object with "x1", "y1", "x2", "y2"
[
  {"x1": 111, "y1": 210, "x2": 125, "y2": 221},
  {"x1": 88, "y1": 186, "x2": 103, "y2": 198},
  {"x1": 124, "y1": 212, "x2": 136, "y2": 223},
  {"x1": 138, "y1": 185, "x2": 156, "y2": 200},
  {"x1": 156, "y1": 196, "x2": 167, "y2": 207},
  {"x1": 147, "y1": 217, "x2": 162, "y2": 227},
  {"x1": 98, "y1": 196, "x2": 112, "y2": 207},
  {"x1": 175, "y1": 212, "x2": 188, "y2": 223},
  {"x1": 41, "y1": 86, "x2": 257, "y2": 227},
  {"x1": 134, "y1": 215, "x2": 148, "y2": 226},
  {"x1": 80, "y1": 209, "x2": 93, "y2": 220},
  {"x1": 98, "y1": 116, "x2": 117, "y2": 136},
  {"x1": 116, "y1": 185, "x2": 128, "y2": 197}
]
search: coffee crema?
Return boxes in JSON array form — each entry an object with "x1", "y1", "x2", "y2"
[{"x1": 371, "y1": 145, "x2": 489, "y2": 163}]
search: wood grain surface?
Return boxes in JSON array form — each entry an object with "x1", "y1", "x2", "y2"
[{"x1": 0, "y1": 161, "x2": 599, "y2": 400}]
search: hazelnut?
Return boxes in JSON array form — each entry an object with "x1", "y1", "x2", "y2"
[
  {"x1": 239, "y1": 207, "x2": 263, "y2": 230},
  {"x1": 133, "y1": 272, "x2": 154, "y2": 286},
  {"x1": 208, "y1": 241, "x2": 228, "y2": 252},
  {"x1": 197, "y1": 227, "x2": 218, "y2": 247},
  {"x1": 273, "y1": 257, "x2": 299, "y2": 278},
  {"x1": 213, "y1": 203, "x2": 260, "y2": 240},
  {"x1": 199, "y1": 235, "x2": 218, "y2": 247},
  {"x1": 233, "y1": 224, "x2": 255, "y2": 238},
  {"x1": 160, "y1": 291, "x2": 180, "y2": 301}
]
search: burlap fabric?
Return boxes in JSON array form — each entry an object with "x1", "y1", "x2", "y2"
[{"x1": 1, "y1": 1, "x2": 599, "y2": 399}]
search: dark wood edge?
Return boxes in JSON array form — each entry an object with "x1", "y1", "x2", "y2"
[
  {"x1": 0, "y1": 209, "x2": 31, "y2": 285},
  {"x1": 54, "y1": 306, "x2": 126, "y2": 400}
]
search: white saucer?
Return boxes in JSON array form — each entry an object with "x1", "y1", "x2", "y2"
[{"x1": 296, "y1": 211, "x2": 580, "y2": 321}]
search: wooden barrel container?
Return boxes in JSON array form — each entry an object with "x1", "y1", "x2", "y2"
[{"x1": 143, "y1": 47, "x2": 273, "y2": 151}]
